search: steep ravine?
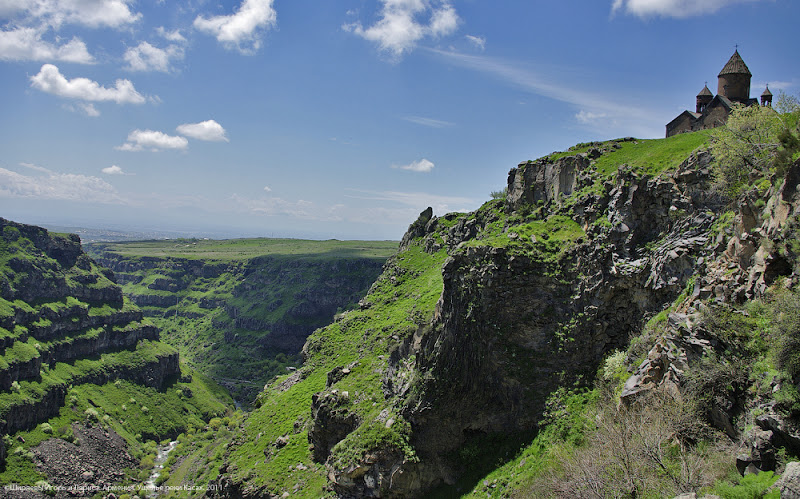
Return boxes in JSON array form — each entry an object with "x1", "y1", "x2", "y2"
[{"x1": 85, "y1": 243, "x2": 392, "y2": 403}]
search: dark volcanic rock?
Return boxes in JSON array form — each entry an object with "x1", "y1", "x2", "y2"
[{"x1": 31, "y1": 423, "x2": 138, "y2": 497}]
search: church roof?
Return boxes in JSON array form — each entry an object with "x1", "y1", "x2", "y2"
[
  {"x1": 762, "y1": 85, "x2": 773, "y2": 97},
  {"x1": 697, "y1": 85, "x2": 713, "y2": 97},
  {"x1": 718, "y1": 50, "x2": 752, "y2": 77}
]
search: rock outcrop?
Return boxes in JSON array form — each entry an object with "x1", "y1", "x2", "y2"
[
  {"x1": 219, "y1": 135, "x2": 800, "y2": 498},
  {"x1": 305, "y1": 140, "x2": 732, "y2": 496},
  {"x1": 0, "y1": 218, "x2": 179, "y2": 440}
]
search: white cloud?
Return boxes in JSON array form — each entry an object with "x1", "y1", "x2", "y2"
[
  {"x1": 193, "y1": 0, "x2": 277, "y2": 54},
  {"x1": 124, "y1": 41, "x2": 184, "y2": 72},
  {"x1": 403, "y1": 116, "x2": 454, "y2": 128},
  {"x1": 176, "y1": 120, "x2": 229, "y2": 142},
  {"x1": 611, "y1": 0, "x2": 764, "y2": 18},
  {"x1": 117, "y1": 129, "x2": 189, "y2": 152},
  {"x1": 343, "y1": 0, "x2": 459, "y2": 59},
  {"x1": 753, "y1": 80, "x2": 796, "y2": 92},
  {"x1": 465, "y1": 34, "x2": 485, "y2": 51},
  {"x1": 263, "y1": 186, "x2": 272, "y2": 192},
  {"x1": 392, "y1": 158, "x2": 435, "y2": 173},
  {"x1": 63, "y1": 102, "x2": 101, "y2": 116},
  {"x1": 575, "y1": 110, "x2": 608, "y2": 124},
  {"x1": 429, "y1": 3, "x2": 458, "y2": 36},
  {"x1": 9, "y1": 0, "x2": 141, "y2": 29},
  {"x1": 30, "y1": 64, "x2": 148, "y2": 104},
  {"x1": 20, "y1": 162, "x2": 52, "y2": 173},
  {"x1": 0, "y1": 166, "x2": 123, "y2": 204},
  {"x1": 0, "y1": 27, "x2": 93, "y2": 63},
  {"x1": 102, "y1": 165, "x2": 126, "y2": 175},
  {"x1": 156, "y1": 26, "x2": 186, "y2": 42},
  {"x1": 0, "y1": 2, "x2": 26, "y2": 16}
]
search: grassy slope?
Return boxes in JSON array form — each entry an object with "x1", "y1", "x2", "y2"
[
  {"x1": 214, "y1": 243, "x2": 450, "y2": 497},
  {"x1": 218, "y1": 132, "x2": 714, "y2": 497}
]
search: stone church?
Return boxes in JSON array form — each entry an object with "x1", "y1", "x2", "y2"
[{"x1": 666, "y1": 50, "x2": 773, "y2": 138}]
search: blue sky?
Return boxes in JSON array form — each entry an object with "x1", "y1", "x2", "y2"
[{"x1": 1, "y1": 0, "x2": 798, "y2": 240}]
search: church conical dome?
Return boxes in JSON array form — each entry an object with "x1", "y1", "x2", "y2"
[
  {"x1": 717, "y1": 49, "x2": 752, "y2": 102},
  {"x1": 718, "y1": 50, "x2": 752, "y2": 77}
]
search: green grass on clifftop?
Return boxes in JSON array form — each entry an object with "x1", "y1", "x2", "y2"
[{"x1": 89, "y1": 238, "x2": 398, "y2": 261}]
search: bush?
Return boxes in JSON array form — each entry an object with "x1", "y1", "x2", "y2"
[
  {"x1": 710, "y1": 470, "x2": 779, "y2": 499},
  {"x1": 770, "y1": 289, "x2": 800, "y2": 382},
  {"x1": 56, "y1": 424, "x2": 73, "y2": 442},
  {"x1": 544, "y1": 388, "x2": 728, "y2": 498},
  {"x1": 208, "y1": 417, "x2": 223, "y2": 430},
  {"x1": 711, "y1": 104, "x2": 785, "y2": 199},
  {"x1": 490, "y1": 187, "x2": 508, "y2": 200},
  {"x1": 84, "y1": 408, "x2": 100, "y2": 422}
]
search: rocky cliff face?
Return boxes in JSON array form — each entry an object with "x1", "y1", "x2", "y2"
[
  {"x1": 223, "y1": 134, "x2": 750, "y2": 497},
  {"x1": 0, "y1": 218, "x2": 179, "y2": 445},
  {"x1": 324, "y1": 144, "x2": 727, "y2": 495}
]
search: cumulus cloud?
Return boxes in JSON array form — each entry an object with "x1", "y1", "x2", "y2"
[
  {"x1": 156, "y1": 26, "x2": 186, "y2": 42},
  {"x1": 392, "y1": 158, "x2": 435, "y2": 173},
  {"x1": 117, "y1": 129, "x2": 188, "y2": 152},
  {"x1": 101, "y1": 165, "x2": 126, "y2": 175},
  {"x1": 611, "y1": 0, "x2": 765, "y2": 18},
  {"x1": 30, "y1": 64, "x2": 148, "y2": 104},
  {"x1": 465, "y1": 34, "x2": 485, "y2": 51},
  {"x1": 0, "y1": 27, "x2": 93, "y2": 63},
  {"x1": 263, "y1": 186, "x2": 272, "y2": 192},
  {"x1": 124, "y1": 41, "x2": 184, "y2": 72},
  {"x1": 343, "y1": 0, "x2": 460, "y2": 59},
  {"x1": 8, "y1": 0, "x2": 141, "y2": 29},
  {"x1": 193, "y1": 0, "x2": 277, "y2": 54},
  {"x1": 0, "y1": 166, "x2": 123, "y2": 204},
  {"x1": 176, "y1": 120, "x2": 229, "y2": 142}
]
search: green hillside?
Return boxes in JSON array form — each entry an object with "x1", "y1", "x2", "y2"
[{"x1": 0, "y1": 218, "x2": 234, "y2": 491}]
